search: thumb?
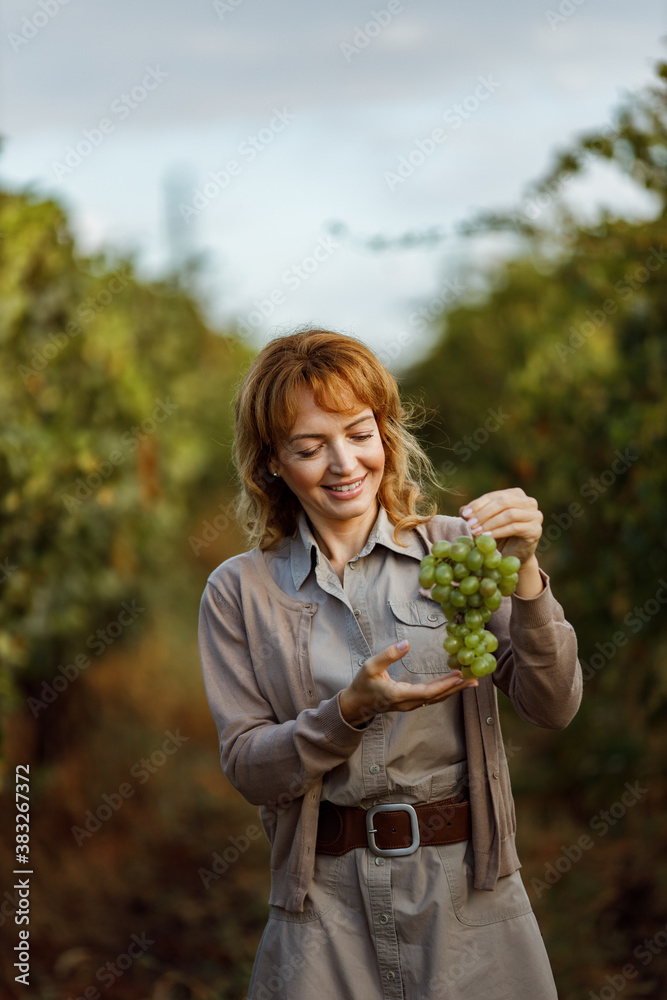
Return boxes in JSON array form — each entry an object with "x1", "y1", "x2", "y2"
[{"x1": 367, "y1": 639, "x2": 409, "y2": 674}]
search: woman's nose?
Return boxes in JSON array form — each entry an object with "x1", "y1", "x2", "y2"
[{"x1": 328, "y1": 441, "x2": 357, "y2": 475}]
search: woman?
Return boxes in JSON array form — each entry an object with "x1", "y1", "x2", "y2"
[{"x1": 198, "y1": 328, "x2": 582, "y2": 1000}]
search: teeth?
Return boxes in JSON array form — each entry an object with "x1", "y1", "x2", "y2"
[{"x1": 327, "y1": 479, "x2": 363, "y2": 492}]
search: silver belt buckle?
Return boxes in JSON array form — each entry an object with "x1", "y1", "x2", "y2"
[{"x1": 365, "y1": 802, "x2": 420, "y2": 857}]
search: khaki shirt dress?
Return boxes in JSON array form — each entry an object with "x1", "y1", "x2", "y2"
[{"x1": 244, "y1": 507, "x2": 559, "y2": 1000}]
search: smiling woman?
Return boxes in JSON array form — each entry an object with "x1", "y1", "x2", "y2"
[{"x1": 197, "y1": 328, "x2": 582, "y2": 1000}]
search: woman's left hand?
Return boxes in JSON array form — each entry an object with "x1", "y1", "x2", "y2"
[
  {"x1": 459, "y1": 487, "x2": 543, "y2": 566},
  {"x1": 459, "y1": 488, "x2": 545, "y2": 598}
]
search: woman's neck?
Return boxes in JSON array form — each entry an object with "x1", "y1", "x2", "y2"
[{"x1": 307, "y1": 502, "x2": 379, "y2": 582}]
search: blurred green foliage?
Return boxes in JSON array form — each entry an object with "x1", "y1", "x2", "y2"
[
  {"x1": 402, "y1": 60, "x2": 667, "y2": 999},
  {"x1": 0, "y1": 190, "x2": 251, "y2": 730}
]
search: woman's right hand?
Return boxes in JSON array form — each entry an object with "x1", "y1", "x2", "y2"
[{"x1": 338, "y1": 639, "x2": 478, "y2": 729}]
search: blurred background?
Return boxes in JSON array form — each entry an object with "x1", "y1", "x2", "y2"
[{"x1": 0, "y1": 1, "x2": 666, "y2": 997}]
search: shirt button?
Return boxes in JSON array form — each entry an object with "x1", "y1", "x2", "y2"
[
  {"x1": 358, "y1": 658, "x2": 366, "y2": 667},
  {"x1": 349, "y1": 562, "x2": 356, "y2": 570},
  {"x1": 374, "y1": 856, "x2": 385, "y2": 866},
  {"x1": 379, "y1": 913, "x2": 389, "y2": 924},
  {"x1": 486, "y1": 717, "x2": 493, "y2": 725},
  {"x1": 386, "y1": 971, "x2": 396, "y2": 981},
  {"x1": 427, "y1": 613, "x2": 439, "y2": 622},
  {"x1": 369, "y1": 763, "x2": 380, "y2": 774},
  {"x1": 353, "y1": 609, "x2": 361, "y2": 618},
  {"x1": 492, "y1": 769, "x2": 500, "y2": 780}
]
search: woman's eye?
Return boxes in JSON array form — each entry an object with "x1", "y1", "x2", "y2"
[
  {"x1": 352, "y1": 434, "x2": 372, "y2": 442},
  {"x1": 298, "y1": 447, "x2": 320, "y2": 458}
]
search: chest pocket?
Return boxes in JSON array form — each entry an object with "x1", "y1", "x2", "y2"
[{"x1": 388, "y1": 599, "x2": 450, "y2": 675}]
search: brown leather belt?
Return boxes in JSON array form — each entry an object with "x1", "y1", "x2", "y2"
[{"x1": 316, "y1": 795, "x2": 470, "y2": 858}]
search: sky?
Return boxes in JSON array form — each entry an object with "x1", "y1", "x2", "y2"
[{"x1": 1, "y1": 0, "x2": 665, "y2": 367}]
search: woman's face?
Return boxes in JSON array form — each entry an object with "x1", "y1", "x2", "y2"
[{"x1": 271, "y1": 386, "x2": 386, "y2": 527}]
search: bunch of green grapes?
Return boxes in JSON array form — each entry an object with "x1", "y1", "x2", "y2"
[{"x1": 418, "y1": 534, "x2": 520, "y2": 678}]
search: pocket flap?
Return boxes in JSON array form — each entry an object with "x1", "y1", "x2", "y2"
[{"x1": 388, "y1": 600, "x2": 445, "y2": 628}]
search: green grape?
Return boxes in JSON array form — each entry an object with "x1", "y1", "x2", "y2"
[
  {"x1": 466, "y1": 593, "x2": 483, "y2": 608},
  {"x1": 498, "y1": 577, "x2": 517, "y2": 597},
  {"x1": 455, "y1": 536, "x2": 475, "y2": 549},
  {"x1": 450, "y1": 589, "x2": 467, "y2": 608},
  {"x1": 479, "y1": 606, "x2": 493, "y2": 623},
  {"x1": 460, "y1": 666, "x2": 474, "y2": 679},
  {"x1": 451, "y1": 542, "x2": 470, "y2": 562},
  {"x1": 453, "y1": 561, "x2": 469, "y2": 579},
  {"x1": 447, "y1": 654, "x2": 461, "y2": 670},
  {"x1": 470, "y1": 656, "x2": 487, "y2": 677},
  {"x1": 499, "y1": 555, "x2": 521, "y2": 576},
  {"x1": 446, "y1": 621, "x2": 458, "y2": 636},
  {"x1": 487, "y1": 568, "x2": 502, "y2": 583},
  {"x1": 481, "y1": 653, "x2": 497, "y2": 674},
  {"x1": 435, "y1": 563, "x2": 454, "y2": 585},
  {"x1": 479, "y1": 577, "x2": 497, "y2": 598},
  {"x1": 464, "y1": 632, "x2": 482, "y2": 649},
  {"x1": 432, "y1": 584, "x2": 452, "y2": 604},
  {"x1": 419, "y1": 565, "x2": 436, "y2": 588},
  {"x1": 441, "y1": 603, "x2": 457, "y2": 621},
  {"x1": 482, "y1": 631, "x2": 498, "y2": 653},
  {"x1": 443, "y1": 635, "x2": 462, "y2": 654},
  {"x1": 459, "y1": 575, "x2": 480, "y2": 596},
  {"x1": 483, "y1": 549, "x2": 502, "y2": 569},
  {"x1": 466, "y1": 548, "x2": 484, "y2": 572},
  {"x1": 454, "y1": 623, "x2": 470, "y2": 638},
  {"x1": 475, "y1": 534, "x2": 497, "y2": 555},
  {"x1": 464, "y1": 609, "x2": 483, "y2": 629},
  {"x1": 432, "y1": 540, "x2": 452, "y2": 559},
  {"x1": 483, "y1": 591, "x2": 502, "y2": 612},
  {"x1": 421, "y1": 554, "x2": 437, "y2": 567},
  {"x1": 457, "y1": 647, "x2": 475, "y2": 666}
]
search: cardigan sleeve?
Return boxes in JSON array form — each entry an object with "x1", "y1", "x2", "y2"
[
  {"x1": 490, "y1": 568, "x2": 583, "y2": 730},
  {"x1": 198, "y1": 577, "x2": 367, "y2": 807}
]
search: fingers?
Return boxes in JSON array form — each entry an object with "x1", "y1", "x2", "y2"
[
  {"x1": 459, "y1": 488, "x2": 543, "y2": 559},
  {"x1": 391, "y1": 673, "x2": 479, "y2": 712},
  {"x1": 363, "y1": 638, "x2": 410, "y2": 676}
]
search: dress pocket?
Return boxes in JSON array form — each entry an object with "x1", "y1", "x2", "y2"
[
  {"x1": 388, "y1": 599, "x2": 450, "y2": 675},
  {"x1": 269, "y1": 853, "x2": 343, "y2": 923},
  {"x1": 438, "y1": 839, "x2": 534, "y2": 926}
]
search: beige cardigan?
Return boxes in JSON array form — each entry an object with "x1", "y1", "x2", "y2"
[{"x1": 198, "y1": 514, "x2": 582, "y2": 912}]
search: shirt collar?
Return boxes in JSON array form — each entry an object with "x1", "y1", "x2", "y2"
[{"x1": 290, "y1": 505, "x2": 426, "y2": 591}]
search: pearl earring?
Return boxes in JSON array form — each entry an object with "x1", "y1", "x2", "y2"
[{"x1": 272, "y1": 471, "x2": 279, "y2": 477}]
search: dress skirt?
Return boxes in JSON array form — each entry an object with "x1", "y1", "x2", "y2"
[{"x1": 246, "y1": 830, "x2": 558, "y2": 1000}]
